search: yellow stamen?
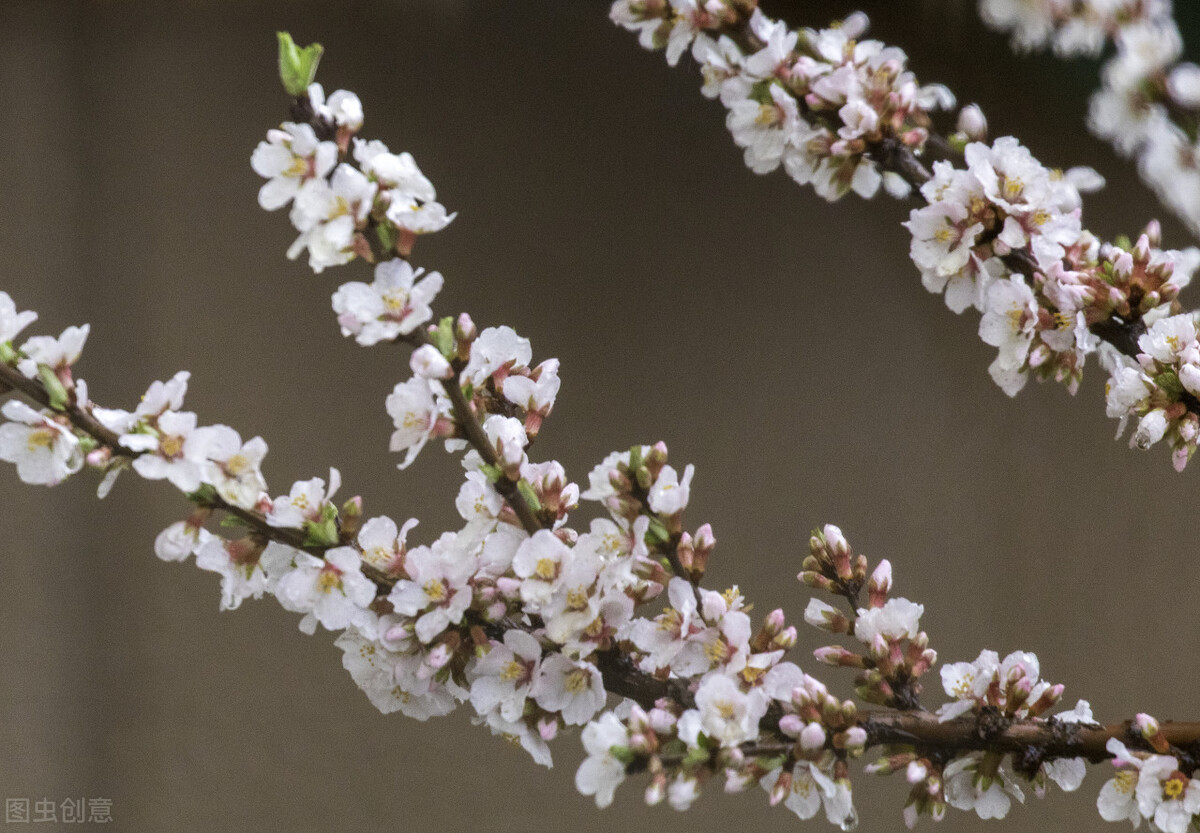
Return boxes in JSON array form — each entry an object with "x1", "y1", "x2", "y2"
[
  {"x1": 424, "y1": 578, "x2": 448, "y2": 604},
  {"x1": 564, "y1": 669, "x2": 591, "y2": 694},
  {"x1": 160, "y1": 435, "x2": 184, "y2": 458},
  {"x1": 25, "y1": 430, "x2": 55, "y2": 452}
]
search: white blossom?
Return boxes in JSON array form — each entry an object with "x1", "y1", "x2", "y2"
[
  {"x1": 272, "y1": 546, "x2": 377, "y2": 635},
  {"x1": 532, "y1": 654, "x2": 605, "y2": 725},
  {"x1": 19, "y1": 324, "x2": 89, "y2": 380},
  {"x1": 576, "y1": 712, "x2": 630, "y2": 808},
  {"x1": 194, "y1": 536, "x2": 270, "y2": 611},
  {"x1": 0, "y1": 401, "x2": 82, "y2": 485},
  {"x1": 0, "y1": 292, "x2": 37, "y2": 344},
  {"x1": 251, "y1": 123, "x2": 337, "y2": 211},
  {"x1": 332, "y1": 259, "x2": 444, "y2": 346},
  {"x1": 386, "y1": 377, "x2": 445, "y2": 469},
  {"x1": 468, "y1": 630, "x2": 543, "y2": 722},
  {"x1": 387, "y1": 532, "x2": 477, "y2": 643},
  {"x1": 647, "y1": 463, "x2": 694, "y2": 515}
]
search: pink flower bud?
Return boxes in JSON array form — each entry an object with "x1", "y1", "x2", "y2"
[
  {"x1": 868, "y1": 559, "x2": 892, "y2": 608},
  {"x1": 906, "y1": 760, "x2": 929, "y2": 784},
  {"x1": 779, "y1": 714, "x2": 805, "y2": 737},
  {"x1": 800, "y1": 722, "x2": 827, "y2": 751},
  {"x1": 410, "y1": 344, "x2": 452, "y2": 380}
]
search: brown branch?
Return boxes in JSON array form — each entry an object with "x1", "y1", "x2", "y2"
[{"x1": 862, "y1": 711, "x2": 1200, "y2": 764}]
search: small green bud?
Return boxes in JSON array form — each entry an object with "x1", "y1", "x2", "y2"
[
  {"x1": 304, "y1": 516, "x2": 340, "y2": 547},
  {"x1": 434, "y1": 317, "x2": 456, "y2": 358},
  {"x1": 627, "y1": 445, "x2": 644, "y2": 471},
  {"x1": 37, "y1": 365, "x2": 69, "y2": 411},
  {"x1": 1155, "y1": 369, "x2": 1185, "y2": 399},
  {"x1": 645, "y1": 517, "x2": 671, "y2": 546},
  {"x1": 517, "y1": 479, "x2": 543, "y2": 513},
  {"x1": 0, "y1": 341, "x2": 17, "y2": 365},
  {"x1": 375, "y1": 222, "x2": 397, "y2": 256},
  {"x1": 277, "y1": 32, "x2": 323, "y2": 97}
]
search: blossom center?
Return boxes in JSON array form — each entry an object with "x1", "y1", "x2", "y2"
[
  {"x1": 226, "y1": 453, "x2": 251, "y2": 476},
  {"x1": 317, "y1": 567, "x2": 342, "y2": 593},
  {"x1": 566, "y1": 587, "x2": 590, "y2": 610},
  {"x1": 564, "y1": 668, "x2": 591, "y2": 694},
  {"x1": 424, "y1": 578, "x2": 449, "y2": 604},
  {"x1": 26, "y1": 429, "x2": 55, "y2": 452},
  {"x1": 534, "y1": 558, "x2": 557, "y2": 581},
  {"x1": 1114, "y1": 770, "x2": 1137, "y2": 795},
  {"x1": 160, "y1": 434, "x2": 185, "y2": 459},
  {"x1": 382, "y1": 290, "x2": 410, "y2": 314},
  {"x1": 1164, "y1": 774, "x2": 1188, "y2": 800}
]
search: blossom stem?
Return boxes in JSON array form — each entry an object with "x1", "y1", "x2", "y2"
[
  {"x1": 0, "y1": 360, "x2": 133, "y2": 458},
  {"x1": 399, "y1": 330, "x2": 545, "y2": 535}
]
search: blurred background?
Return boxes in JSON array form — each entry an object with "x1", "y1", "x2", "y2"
[{"x1": 1, "y1": 0, "x2": 1198, "y2": 830}]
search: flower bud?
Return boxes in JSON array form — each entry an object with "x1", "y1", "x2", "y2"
[
  {"x1": 804, "y1": 598, "x2": 850, "y2": 634},
  {"x1": 768, "y1": 770, "x2": 792, "y2": 806},
  {"x1": 779, "y1": 714, "x2": 805, "y2": 737},
  {"x1": 771, "y1": 626, "x2": 797, "y2": 650},
  {"x1": 1168, "y1": 63, "x2": 1200, "y2": 107},
  {"x1": 906, "y1": 760, "x2": 929, "y2": 784},
  {"x1": 868, "y1": 559, "x2": 891, "y2": 607},
  {"x1": 800, "y1": 722, "x2": 827, "y2": 751},
  {"x1": 956, "y1": 104, "x2": 987, "y2": 141},
  {"x1": 1136, "y1": 712, "x2": 1170, "y2": 754},
  {"x1": 410, "y1": 343, "x2": 453, "y2": 379}
]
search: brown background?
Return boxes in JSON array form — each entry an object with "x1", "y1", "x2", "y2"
[{"x1": 1, "y1": 1, "x2": 1198, "y2": 830}]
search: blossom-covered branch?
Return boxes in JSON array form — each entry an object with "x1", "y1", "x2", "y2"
[
  {"x1": 977, "y1": 0, "x2": 1200, "y2": 239},
  {"x1": 612, "y1": 0, "x2": 1200, "y2": 470},
  {"x1": 4, "y1": 23, "x2": 1200, "y2": 833}
]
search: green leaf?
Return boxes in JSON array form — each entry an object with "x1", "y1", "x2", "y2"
[
  {"x1": 187, "y1": 483, "x2": 219, "y2": 505},
  {"x1": 609, "y1": 745, "x2": 637, "y2": 766},
  {"x1": 277, "y1": 32, "x2": 323, "y2": 97},
  {"x1": 375, "y1": 222, "x2": 397, "y2": 255},
  {"x1": 0, "y1": 341, "x2": 16, "y2": 365}
]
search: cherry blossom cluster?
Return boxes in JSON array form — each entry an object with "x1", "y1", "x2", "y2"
[
  {"x1": 610, "y1": 0, "x2": 959, "y2": 201},
  {"x1": 613, "y1": 0, "x2": 1200, "y2": 470},
  {"x1": 978, "y1": 0, "x2": 1200, "y2": 237},
  {"x1": 1099, "y1": 716, "x2": 1200, "y2": 832},
  {"x1": 913, "y1": 143, "x2": 1200, "y2": 466},
  {"x1": 252, "y1": 35, "x2": 454, "y2": 273},
  {"x1": 10, "y1": 24, "x2": 1200, "y2": 833}
]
